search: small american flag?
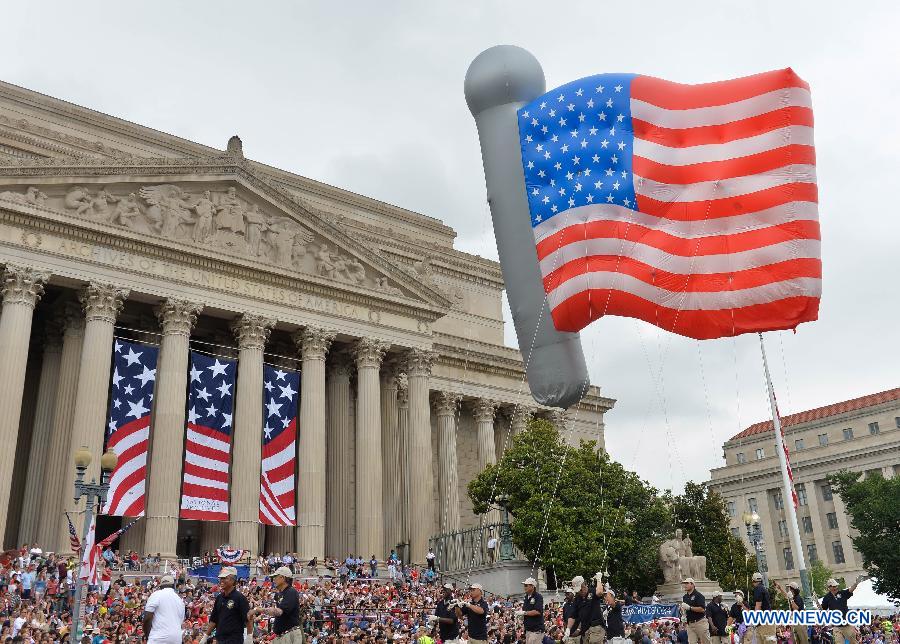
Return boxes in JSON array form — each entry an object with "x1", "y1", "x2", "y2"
[
  {"x1": 102, "y1": 339, "x2": 158, "y2": 516},
  {"x1": 180, "y1": 351, "x2": 236, "y2": 521},
  {"x1": 65, "y1": 512, "x2": 81, "y2": 554},
  {"x1": 259, "y1": 364, "x2": 299, "y2": 526},
  {"x1": 98, "y1": 517, "x2": 143, "y2": 549},
  {"x1": 519, "y1": 69, "x2": 820, "y2": 340}
]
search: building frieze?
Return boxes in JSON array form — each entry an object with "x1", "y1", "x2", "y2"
[{"x1": 0, "y1": 113, "x2": 140, "y2": 161}]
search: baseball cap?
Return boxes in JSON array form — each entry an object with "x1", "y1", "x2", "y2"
[
  {"x1": 682, "y1": 577, "x2": 696, "y2": 584},
  {"x1": 442, "y1": 582, "x2": 454, "y2": 590},
  {"x1": 273, "y1": 566, "x2": 294, "y2": 578},
  {"x1": 469, "y1": 582, "x2": 483, "y2": 590},
  {"x1": 522, "y1": 577, "x2": 537, "y2": 586},
  {"x1": 159, "y1": 574, "x2": 175, "y2": 586},
  {"x1": 752, "y1": 572, "x2": 764, "y2": 582},
  {"x1": 787, "y1": 581, "x2": 800, "y2": 591},
  {"x1": 218, "y1": 566, "x2": 238, "y2": 578},
  {"x1": 734, "y1": 590, "x2": 744, "y2": 599},
  {"x1": 826, "y1": 578, "x2": 839, "y2": 588}
]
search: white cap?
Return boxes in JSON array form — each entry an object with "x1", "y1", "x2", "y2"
[
  {"x1": 218, "y1": 566, "x2": 238, "y2": 578},
  {"x1": 522, "y1": 577, "x2": 538, "y2": 587},
  {"x1": 787, "y1": 581, "x2": 800, "y2": 591},
  {"x1": 571, "y1": 575, "x2": 585, "y2": 588},
  {"x1": 442, "y1": 582, "x2": 454, "y2": 590},
  {"x1": 734, "y1": 590, "x2": 744, "y2": 599},
  {"x1": 826, "y1": 578, "x2": 839, "y2": 588},
  {"x1": 563, "y1": 586, "x2": 575, "y2": 594},
  {"x1": 159, "y1": 574, "x2": 175, "y2": 586},
  {"x1": 752, "y1": 572, "x2": 764, "y2": 582},
  {"x1": 469, "y1": 582, "x2": 483, "y2": 590},
  {"x1": 273, "y1": 566, "x2": 294, "y2": 578},
  {"x1": 682, "y1": 577, "x2": 696, "y2": 585}
]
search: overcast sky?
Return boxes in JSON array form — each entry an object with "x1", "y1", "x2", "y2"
[{"x1": 3, "y1": 1, "x2": 897, "y2": 493}]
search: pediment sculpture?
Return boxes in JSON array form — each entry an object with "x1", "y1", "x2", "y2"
[{"x1": 659, "y1": 528, "x2": 708, "y2": 584}]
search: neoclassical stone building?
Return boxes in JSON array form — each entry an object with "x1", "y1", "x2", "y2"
[{"x1": 0, "y1": 80, "x2": 614, "y2": 563}]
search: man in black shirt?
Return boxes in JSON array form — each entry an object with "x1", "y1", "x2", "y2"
[
  {"x1": 749, "y1": 572, "x2": 775, "y2": 644},
  {"x1": 577, "y1": 573, "x2": 607, "y2": 644},
  {"x1": 681, "y1": 577, "x2": 711, "y2": 644},
  {"x1": 774, "y1": 580, "x2": 808, "y2": 644},
  {"x1": 249, "y1": 566, "x2": 300, "y2": 640},
  {"x1": 204, "y1": 567, "x2": 251, "y2": 644},
  {"x1": 727, "y1": 590, "x2": 745, "y2": 634},
  {"x1": 603, "y1": 589, "x2": 626, "y2": 639},
  {"x1": 706, "y1": 591, "x2": 729, "y2": 644},
  {"x1": 821, "y1": 577, "x2": 863, "y2": 644},
  {"x1": 561, "y1": 585, "x2": 580, "y2": 643},
  {"x1": 435, "y1": 583, "x2": 461, "y2": 642},
  {"x1": 456, "y1": 582, "x2": 489, "y2": 644},
  {"x1": 517, "y1": 577, "x2": 545, "y2": 644}
]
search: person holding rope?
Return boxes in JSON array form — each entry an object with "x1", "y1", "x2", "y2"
[
  {"x1": 516, "y1": 576, "x2": 545, "y2": 644},
  {"x1": 455, "y1": 582, "x2": 489, "y2": 644},
  {"x1": 434, "y1": 582, "x2": 461, "y2": 643},
  {"x1": 706, "y1": 591, "x2": 729, "y2": 644},
  {"x1": 681, "y1": 577, "x2": 712, "y2": 644},
  {"x1": 773, "y1": 580, "x2": 809, "y2": 644},
  {"x1": 248, "y1": 566, "x2": 301, "y2": 642},
  {"x1": 562, "y1": 581, "x2": 583, "y2": 644},
  {"x1": 603, "y1": 587, "x2": 627, "y2": 644},
  {"x1": 575, "y1": 573, "x2": 606, "y2": 644},
  {"x1": 822, "y1": 577, "x2": 865, "y2": 644},
  {"x1": 726, "y1": 590, "x2": 746, "y2": 644}
]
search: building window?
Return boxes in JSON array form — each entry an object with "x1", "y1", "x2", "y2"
[
  {"x1": 818, "y1": 433, "x2": 829, "y2": 446},
  {"x1": 843, "y1": 427, "x2": 854, "y2": 441},
  {"x1": 773, "y1": 491, "x2": 784, "y2": 510},
  {"x1": 869, "y1": 421, "x2": 880, "y2": 435},
  {"x1": 795, "y1": 438, "x2": 805, "y2": 451},
  {"x1": 756, "y1": 447, "x2": 765, "y2": 460},
  {"x1": 778, "y1": 519, "x2": 788, "y2": 537},
  {"x1": 821, "y1": 483, "x2": 833, "y2": 501},
  {"x1": 832, "y1": 541, "x2": 845, "y2": 564},
  {"x1": 895, "y1": 417, "x2": 900, "y2": 429},
  {"x1": 748, "y1": 498, "x2": 758, "y2": 513},
  {"x1": 731, "y1": 527, "x2": 740, "y2": 538},
  {"x1": 807, "y1": 543, "x2": 819, "y2": 562},
  {"x1": 727, "y1": 501, "x2": 736, "y2": 517},
  {"x1": 757, "y1": 552, "x2": 768, "y2": 572},
  {"x1": 796, "y1": 483, "x2": 808, "y2": 506},
  {"x1": 737, "y1": 452, "x2": 746, "y2": 464},
  {"x1": 802, "y1": 516, "x2": 813, "y2": 533},
  {"x1": 826, "y1": 512, "x2": 839, "y2": 530},
  {"x1": 784, "y1": 547, "x2": 794, "y2": 570}
]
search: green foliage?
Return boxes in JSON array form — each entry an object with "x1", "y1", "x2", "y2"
[
  {"x1": 467, "y1": 420, "x2": 753, "y2": 597},
  {"x1": 809, "y1": 559, "x2": 836, "y2": 598},
  {"x1": 828, "y1": 470, "x2": 900, "y2": 599}
]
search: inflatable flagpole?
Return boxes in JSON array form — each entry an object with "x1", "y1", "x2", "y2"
[{"x1": 465, "y1": 45, "x2": 589, "y2": 410}]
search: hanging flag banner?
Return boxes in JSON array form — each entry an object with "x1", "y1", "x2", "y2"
[
  {"x1": 518, "y1": 69, "x2": 820, "y2": 340},
  {"x1": 65, "y1": 512, "x2": 82, "y2": 554},
  {"x1": 102, "y1": 339, "x2": 159, "y2": 517},
  {"x1": 259, "y1": 363, "x2": 299, "y2": 526},
  {"x1": 78, "y1": 515, "x2": 98, "y2": 584},
  {"x1": 180, "y1": 351, "x2": 236, "y2": 521},
  {"x1": 216, "y1": 545, "x2": 247, "y2": 564},
  {"x1": 622, "y1": 604, "x2": 680, "y2": 623}
]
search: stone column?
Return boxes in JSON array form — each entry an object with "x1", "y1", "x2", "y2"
[
  {"x1": 230, "y1": 314, "x2": 275, "y2": 554},
  {"x1": 6, "y1": 349, "x2": 40, "y2": 549},
  {"x1": 381, "y1": 364, "x2": 401, "y2": 553},
  {"x1": 473, "y1": 399, "x2": 501, "y2": 526},
  {"x1": 18, "y1": 318, "x2": 64, "y2": 544},
  {"x1": 353, "y1": 337, "x2": 389, "y2": 558},
  {"x1": 325, "y1": 354, "x2": 353, "y2": 558},
  {"x1": 0, "y1": 265, "x2": 48, "y2": 545},
  {"x1": 144, "y1": 299, "x2": 202, "y2": 558},
  {"x1": 69, "y1": 283, "x2": 128, "y2": 484},
  {"x1": 405, "y1": 349, "x2": 436, "y2": 563},
  {"x1": 510, "y1": 404, "x2": 534, "y2": 435},
  {"x1": 41, "y1": 302, "x2": 84, "y2": 552},
  {"x1": 434, "y1": 392, "x2": 461, "y2": 534},
  {"x1": 201, "y1": 522, "x2": 229, "y2": 553},
  {"x1": 294, "y1": 326, "x2": 335, "y2": 561},
  {"x1": 396, "y1": 377, "x2": 410, "y2": 552}
]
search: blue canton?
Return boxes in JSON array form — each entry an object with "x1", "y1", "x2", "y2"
[
  {"x1": 518, "y1": 73, "x2": 637, "y2": 228},
  {"x1": 187, "y1": 351, "x2": 236, "y2": 436},
  {"x1": 262, "y1": 363, "x2": 300, "y2": 444},
  {"x1": 106, "y1": 339, "x2": 159, "y2": 438}
]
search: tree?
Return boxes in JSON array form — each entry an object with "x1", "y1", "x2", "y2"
[
  {"x1": 828, "y1": 470, "x2": 900, "y2": 598},
  {"x1": 662, "y1": 482, "x2": 758, "y2": 595},
  {"x1": 467, "y1": 419, "x2": 670, "y2": 595},
  {"x1": 809, "y1": 558, "x2": 837, "y2": 599}
]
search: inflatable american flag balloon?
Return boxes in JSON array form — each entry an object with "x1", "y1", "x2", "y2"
[{"x1": 519, "y1": 69, "x2": 820, "y2": 340}]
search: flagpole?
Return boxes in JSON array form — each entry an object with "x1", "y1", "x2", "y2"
[{"x1": 758, "y1": 333, "x2": 812, "y2": 603}]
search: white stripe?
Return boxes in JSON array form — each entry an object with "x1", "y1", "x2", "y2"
[
  {"x1": 186, "y1": 428, "x2": 231, "y2": 454},
  {"x1": 183, "y1": 472, "x2": 229, "y2": 491},
  {"x1": 260, "y1": 482, "x2": 291, "y2": 525},
  {"x1": 262, "y1": 442, "x2": 295, "y2": 471},
  {"x1": 633, "y1": 125, "x2": 814, "y2": 165},
  {"x1": 630, "y1": 87, "x2": 812, "y2": 129},
  {"x1": 532, "y1": 202, "x2": 819, "y2": 244},
  {"x1": 184, "y1": 450, "x2": 230, "y2": 473},
  {"x1": 259, "y1": 502, "x2": 280, "y2": 526},
  {"x1": 180, "y1": 496, "x2": 229, "y2": 514},
  {"x1": 106, "y1": 452, "x2": 147, "y2": 501},
  {"x1": 107, "y1": 482, "x2": 145, "y2": 517},
  {"x1": 546, "y1": 272, "x2": 821, "y2": 311},
  {"x1": 634, "y1": 165, "x2": 816, "y2": 202},
  {"x1": 539, "y1": 237, "x2": 820, "y2": 278},
  {"x1": 267, "y1": 474, "x2": 295, "y2": 497},
  {"x1": 108, "y1": 426, "x2": 149, "y2": 454}
]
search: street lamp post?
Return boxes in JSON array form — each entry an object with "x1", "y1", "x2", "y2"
[
  {"x1": 496, "y1": 494, "x2": 514, "y2": 561},
  {"x1": 742, "y1": 511, "x2": 768, "y2": 587},
  {"x1": 71, "y1": 446, "x2": 118, "y2": 640}
]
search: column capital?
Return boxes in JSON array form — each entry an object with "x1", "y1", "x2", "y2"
[
  {"x1": 79, "y1": 282, "x2": 129, "y2": 324},
  {"x1": 433, "y1": 391, "x2": 460, "y2": 417},
  {"x1": 42, "y1": 315, "x2": 66, "y2": 352},
  {"x1": 510, "y1": 404, "x2": 535, "y2": 426},
  {"x1": 231, "y1": 313, "x2": 275, "y2": 350},
  {"x1": 397, "y1": 378, "x2": 409, "y2": 408},
  {"x1": 60, "y1": 300, "x2": 86, "y2": 335},
  {"x1": 353, "y1": 337, "x2": 389, "y2": 370},
  {"x1": 473, "y1": 399, "x2": 499, "y2": 423},
  {"x1": 327, "y1": 352, "x2": 354, "y2": 378},
  {"x1": 156, "y1": 299, "x2": 203, "y2": 337},
  {"x1": 404, "y1": 348, "x2": 437, "y2": 377},
  {"x1": 294, "y1": 326, "x2": 336, "y2": 362},
  {"x1": 1, "y1": 264, "x2": 49, "y2": 308}
]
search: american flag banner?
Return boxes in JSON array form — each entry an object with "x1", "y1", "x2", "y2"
[
  {"x1": 519, "y1": 69, "x2": 820, "y2": 340},
  {"x1": 65, "y1": 512, "x2": 81, "y2": 554},
  {"x1": 180, "y1": 351, "x2": 236, "y2": 521},
  {"x1": 102, "y1": 339, "x2": 159, "y2": 516},
  {"x1": 259, "y1": 364, "x2": 299, "y2": 526}
]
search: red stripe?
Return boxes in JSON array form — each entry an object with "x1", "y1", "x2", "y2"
[
  {"x1": 632, "y1": 69, "x2": 809, "y2": 109},
  {"x1": 185, "y1": 441, "x2": 231, "y2": 466},
  {"x1": 550, "y1": 289, "x2": 819, "y2": 339},
  {"x1": 276, "y1": 491, "x2": 294, "y2": 508},
  {"x1": 259, "y1": 485, "x2": 290, "y2": 526},
  {"x1": 536, "y1": 218, "x2": 820, "y2": 262},
  {"x1": 633, "y1": 106, "x2": 813, "y2": 147},
  {"x1": 544, "y1": 256, "x2": 822, "y2": 294},
  {"x1": 265, "y1": 457, "x2": 295, "y2": 483},
  {"x1": 188, "y1": 423, "x2": 233, "y2": 444},
  {"x1": 106, "y1": 465, "x2": 146, "y2": 515},
  {"x1": 635, "y1": 182, "x2": 818, "y2": 221},
  {"x1": 182, "y1": 460, "x2": 229, "y2": 483},
  {"x1": 120, "y1": 498, "x2": 144, "y2": 519},
  {"x1": 262, "y1": 422, "x2": 295, "y2": 456},
  {"x1": 106, "y1": 416, "x2": 150, "y2": 450},
  {"x1": 180, "y1": 482, "x2": 230, "y2": 501},
  {"x1": 110, "y1": 439, "x2": 148, "y2": 471},
  {"x1": 633, "y1": 145, "x2": 816, "y2": 185},
  {"x1": 180, "y1": 509, "x2": 229, "y2": 521}
]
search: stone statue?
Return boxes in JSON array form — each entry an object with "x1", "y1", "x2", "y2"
[
  {"x1": 681, "y1": 533, "x2": 707, "y2": 580},
  {"x1": 315, "y1": 244, "x2": 337, "y2": 279},
  {"x1": 244, "y1": 204, "x2": 268, "y2": 256},
  {"x1": 374, "y1": 277, "x2": 402, "y2": 296},
  {"x1": 0, "y1": 186, "x2": 48, "y2": 206},
  {"x1": 659, "y1": 529, "x2": 708, "y2": 584},
  {"x1": 345, "y1": 258, "x2": 366, "y2": 285},
  {"x1": 89, "y1": 189, "x2": 116, "y2": 218},
  {"x1": 139, "y1": 185, "x2": 192, "y2": 237},
  {"x1": 64, "y1": 186, "x2": 93, "y2": 216},
  {"x1": 109, "y1": 193, "x2": 142, "y2": 229},
  {"x1": 215, "y1": 187, "x2": 246, "y2": 235},
  {"x1": 189, "y1": 190, "x2": 217, "y2": 243}
]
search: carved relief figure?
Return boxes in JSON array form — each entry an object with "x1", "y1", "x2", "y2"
[
  {"x1": 109, "y1": 193, "x2": 142, "y2": 229},
  {"x1": 65, "y1": 186, "x2": 93, "y2": 216},
  {"x1": 89, "y1": 189, "x2": 116, "y2": 218},
  {"x1": 374, "y1": 277, "x2": 402, "y2": 296},
  {"x1": 139, "y1": 185, "x2": 192, "y2": 237},
  {"x1": 215, "y1": 187, "x2": 246, "y2": 235},
  {"x1": 315, "y1": 244, "x2": 337, "y2": 278},
  {"x1": 0, "y1": 186, "x2": 48, "y2": 206},
  {"x1": 345, "y1": 258, "x2": 366, "y2": 285},
  {"x1": 244, "y1": 204, "x2": 268, "y2": 256},
  {"x1": 190, "y1": 190, "x2": 216, "y2": 243}
]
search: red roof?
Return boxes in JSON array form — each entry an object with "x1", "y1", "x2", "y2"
[{"x1": 728, "y1": 387, "x2": 900, "y2": 441}]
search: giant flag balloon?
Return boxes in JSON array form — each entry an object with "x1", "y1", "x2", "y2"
[{"x1": 465, "y1": 45, "x2": 590, "y2": 410}]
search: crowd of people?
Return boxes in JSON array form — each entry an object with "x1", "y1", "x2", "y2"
[{"x1": 1, "y1": 544, "x2": 898, "y2": 643}]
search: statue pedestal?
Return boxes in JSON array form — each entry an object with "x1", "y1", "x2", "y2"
[{"x1": 655, "y1": 580, "x2": 734, "y2": 605}]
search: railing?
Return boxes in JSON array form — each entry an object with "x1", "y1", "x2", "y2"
[{"x1": 429, "y1": 522, "x2": 524, "y2": 572}]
